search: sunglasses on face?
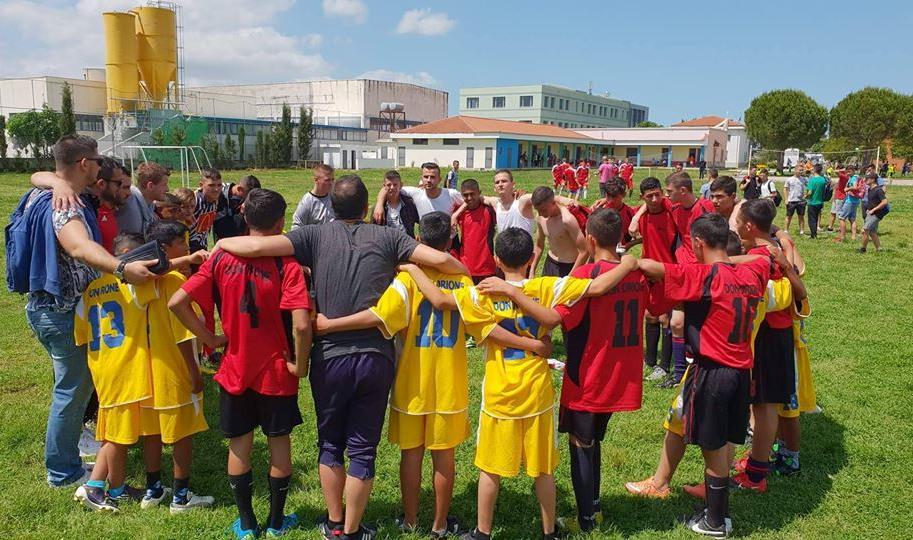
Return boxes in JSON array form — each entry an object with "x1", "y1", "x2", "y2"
[{"x1": 73, "y1": 156, "x2": 105, "y2": 166}]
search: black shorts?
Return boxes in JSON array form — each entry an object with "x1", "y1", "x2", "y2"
[
  {"x1": 751, "y1": 321, "x2": 796, "y2": 404},
  {"x1": 786, "y1": 201, "x2": 807, "y2": 217},
  {"x1": 219, "y1": 386, "x2": 303, "y2": 438},
  {"x1": 543, "y1": 255, "x2": 574, "y2": 277},
  {"x1": 558, "y1": 407, "x2": 612, "y2": 445},
  {"x1": 682, "y1": 359, "x2": 751, "y2": 451}
]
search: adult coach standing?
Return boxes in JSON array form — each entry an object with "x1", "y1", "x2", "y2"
[
  {"x1": 12, "y1": 135, "x2": 156, "y2": 487},
  {"x1": 215, "y1": 175, "x2": 468, "y2": 540}
]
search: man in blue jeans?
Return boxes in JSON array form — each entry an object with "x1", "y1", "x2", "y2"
[{"x1": 16, "y1": 135, "x2": 157, "y2": 487}]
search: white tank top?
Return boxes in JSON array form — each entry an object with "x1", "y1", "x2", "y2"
[{"x1": 496, "y1": 197, "x2": 535, "y2": 235}]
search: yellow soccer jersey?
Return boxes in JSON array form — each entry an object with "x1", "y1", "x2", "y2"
[
  {"x1": 74, "y1": 275, "x2": 156, "y2": 408},
  {"x1": 455, "y1": 276, "x2": 590, "y2": 419},
  {"x1": 751, "y1": 277, "x2": 794, "y2": 349},
  {"x1": 146, "y1": 271, "x2": 201, "y2": 410},
  {"x1": 791, "y1": 296, "x2": 816, "y2": 412},
  {"x1": 370, "y1": 270, "x2": 483, "y2": 415}
]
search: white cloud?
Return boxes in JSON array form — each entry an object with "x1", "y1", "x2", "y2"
[
  {"x1": 304, "y1": 33, "x2": 324, "y2": 48},
  {"x1": 0, "y1": 0, "x2": 332, "y2": 85},
  {"x1": 395, "y1": 8, "x2": 455, "y2": 36},
  {"x1": 357, "y1": 69, "x2": 439, "y2": 88},
  {"x1": 322, "y1": 0, "x2": 367, "y2": 24}
]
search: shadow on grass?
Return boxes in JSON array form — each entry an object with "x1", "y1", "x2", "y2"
[{"x1": 598, "y1": 412, "x2": 847, "y2": 537}]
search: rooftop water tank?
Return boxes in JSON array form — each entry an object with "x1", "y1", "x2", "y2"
[{"x1": 381, "y1": 102, "x2": 405, "y2": 112}]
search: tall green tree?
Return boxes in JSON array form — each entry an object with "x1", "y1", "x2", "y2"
[
  {"x1": 297, "y1": 106, "x2": 315, "y2": 162},
  {"x1": 830, "y1": 87, "x2": 906, "y2": 149},
  {"x1": 7, "y1": 105, "x2": 61, "y2": 157},
  {"x1": 273, "y1": 103, "x2": 293, "y2": 164},
  {"x1": 59, "y1": 82, "x2": 77, "y2": 136},
  {"x1": 170, "y1": 125, "x2": 187, "y2": 146},
  {"x1": 891, "y1": 95, "x2": 913, "y2": 161},
  {"x1": 0, "y1": 115, "x2": 8, "y2": 161},
  {"x1": 224, "y1": 133, "x2": 236, "y2": 163},
  {"x1": 237, "y1": 125, "x2": 246, "y2": 164},
  {"x1": 255, "y1": 130, "x2": 265, "y2": 167},
  {"x1": 744, "y1": 90, "x2": 828, "y2": 160}
]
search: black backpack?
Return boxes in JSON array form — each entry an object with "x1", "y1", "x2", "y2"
[{"x1": 822, "y1": 179, "x2": 834, "y2": 202}]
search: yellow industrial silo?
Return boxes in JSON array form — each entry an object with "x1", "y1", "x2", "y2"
[
  {"x1": 134, "y1": 5, "x2": 178, "y2": 104},
  {"x1": 102, "y1": 12, "x2": 140, "y2": 113}
]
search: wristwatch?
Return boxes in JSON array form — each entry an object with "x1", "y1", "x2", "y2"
[{"x1": 113, "y1": 260, "x2": 127, "y2": 280}]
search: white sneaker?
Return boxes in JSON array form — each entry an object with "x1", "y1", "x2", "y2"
[
  {"x1": 169, "y1": 491, "x2": 214, "y2": 514},
  {"x1": 646, "y1": 366, "x2": 668, "y2": 381},
  {"x1": 140, "y1": 487, "x2": 172, "y2": 509},
  {"x1": 78, "y1": 427, "x2": 102, "y2": 457}
]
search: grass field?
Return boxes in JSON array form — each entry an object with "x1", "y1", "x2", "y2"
[{"x1": 1, "y1": 167, "x2": 911, "y2": 539}]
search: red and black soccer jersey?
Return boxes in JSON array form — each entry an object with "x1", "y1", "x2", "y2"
[
  {"x1": 457, "y1": 204, "x2": 497, "y2": 277},
  {"x1": 564, "y1": 166, "x2": 578, "y2": 190},
  {"x1": 182, "y1": 251, "x2": 310, "y2": 396},
  {"x1": 556, "y1": 260, "x2": 651, "y2": 413},
  {"x1": 650, "y1": 259, "x2": 769, "y2": 370},
  {"x1": 747, "y1": 244, "x2": 793, "y2": 329},
  {"x1": 671, "y1": 198, "x2": 716, "y2": 263},
  {"x1": 640, "y1": 203, "x2": 677, "y2": 263}
]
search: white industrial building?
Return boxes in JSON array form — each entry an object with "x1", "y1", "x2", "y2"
[
  {"x1": 671, "y1": 116, "x2": 749, "y2": 168},
  {"x1": 0, "y1": 73, "x2": 448, "y2": 167}
]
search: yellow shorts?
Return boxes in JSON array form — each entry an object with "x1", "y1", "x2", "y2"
[
  {"x1": 388, "y1": 409, "x2": 469, "y2": 451},
  {"x1": 778, "y1": 339, "x2": 816, "y2": 419},
  {"x1": 140, "y1": 400, "x2": 208, "y2": 444},
  {"x1": 662, "y1": 365, "x2": 691, "y2": 437},
  {"x1": 474, "y1": 410, "x2": 558, "y2": 478},
  {"x1": 96, "y1": 399, "x2": 159, "y2": 445}
]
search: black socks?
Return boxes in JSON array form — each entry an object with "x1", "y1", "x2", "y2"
[
  {"x1": 644, "y1": 321, "x2": 661, "y2": 367},
  {"x1": 660, "y1": 327, "x2": 673, "y2": 371},
  {"x1": 229, "y1": 471, "x2": 256, "y2": 531},
  {"x1": 705, "y1": 473, "x2": 729, "y2": 529},
  {"x1": 268, "y1": 474, "x2": 291, "y2": 530},
  {"x1": 569, "y1": 441, "x2": 599, "y2": 531}
]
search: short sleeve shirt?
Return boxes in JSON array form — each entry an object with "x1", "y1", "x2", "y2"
[
  {"x1": 292, "y1": 192, "x2": 335, "y2": 229},
  {"x1": 182, "y1": 252, "x2": 310, "y2": 396},
  {"x1": 285, "y1": 221, "x2": 418, "y2": 361}
]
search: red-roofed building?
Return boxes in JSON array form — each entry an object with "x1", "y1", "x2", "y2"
[
  {"x1": 388, "y1": 115, "x2": 610, "y2": 169},
  {"x1": 672, "y1": 116, "x2": 749, "y2": 167}
]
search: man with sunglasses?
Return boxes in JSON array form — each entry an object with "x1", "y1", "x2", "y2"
[
  {"x1": 94, "y1": 158, "x2": 133, "y2": 253},
  {"x1": 15, "y1": 135, "x2": 158, "y2": 488}
]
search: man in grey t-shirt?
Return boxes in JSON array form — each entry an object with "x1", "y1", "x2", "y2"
[
  {"x1": 292, "y1": 163, "x2": 335, "y2": 229},
  {"x1": 215, "y1": 175, "x2": 468, "y2": 538},
  {"x1": 117, "y1": 162, "x2": 170, "y2": 235}
]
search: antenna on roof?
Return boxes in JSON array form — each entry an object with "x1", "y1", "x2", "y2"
[{"x1": 588, "y1": 81, "x2": 593, "y2": 95}]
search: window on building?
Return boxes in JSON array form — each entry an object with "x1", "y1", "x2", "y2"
[
  {"x1": 413, "y1": 138, "x2": 428, "y2": 145},
  {"x1": 398, "y1": 146, "x2": 406, "y2": 167},
  {"x1": 466, "y1": 97, "x2": 479, "y2": 109},
  {"x1": 466, "y1": 147, "x2": 474, "y2": 168},
  {"x1": 443, "y1": 138, "x2": 459, "y2": 145},
  {"x1": 484, "y1": 147, "x2": 493, "y2": 169},
  {"x1": 519, "y1": 120, "x2": 532, "y2": 123},
  {"x1": 520, "y1": 95, "x2": 533, "y2": 107},
  {"x1": 492, "y1": 96, "x2": 506, "y2": 108},
  {"x1": 75, "y1": 114, "x2": 103, "y2": 132}
]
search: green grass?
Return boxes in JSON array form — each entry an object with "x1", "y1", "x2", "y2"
[{"x1": 1, "y1": 168, "x2": 911, "y2": 539}]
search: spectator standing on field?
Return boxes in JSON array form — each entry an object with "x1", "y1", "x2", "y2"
[
  {"x1": 13, "y1": 135, "x2": 156, "y2": 488},
  {"x1": 827, "y1": 165, "x2": 850, "y2": 231},
  {"x1": 292, "y1": 164, "x2": 336, "y2": 228},
  {"x1": 805, "y1": 164, "x2": 829, "y2": 239},
  {"x1": 860, "y1": 172, "x2": 889, "y2": 253},
  {"x1": 372, "y1": 170, "x2": 420, "y2": 238},
  {"x1": 784, "y1": 169, "x2": 807, "y2": 235},
  {"x1": 446, "y1": 160, "x2": 460, "y2": 190},
  {"x1": 699, "y1": 168, "x2": 718, "y2": 200}
]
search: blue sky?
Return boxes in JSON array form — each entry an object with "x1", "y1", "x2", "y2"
[{"x1": 2, "y1": 0, "x2": 911, "y2": 124}]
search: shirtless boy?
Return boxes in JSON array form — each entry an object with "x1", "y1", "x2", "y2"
[{"x1": 530, "y1": 186, "x2": 589, "y2": 278}]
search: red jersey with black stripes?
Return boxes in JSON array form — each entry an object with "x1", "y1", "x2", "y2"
[
  {"x1": 639, "y1": 203, "x2": 677, "y2": 263},
  {"x1": 649, "y1": 259, "x2": 769, "y2": 369},
  {"x1": 556, "y1": 260, "x2": 652, "y2": 412}
]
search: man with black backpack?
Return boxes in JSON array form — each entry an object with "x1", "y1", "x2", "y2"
[{"x1": 805, "y1": 164, "x2": 831, "y2": 238}]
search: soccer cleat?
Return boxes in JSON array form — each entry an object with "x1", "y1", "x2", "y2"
[
  {"x1": 264, "y1": 513, "x2": 300, "y2": 537},
  {"x1": 731, "y1": 455, "x2": 748, "y2": 475},
  {"x1": 169, "y1": 491, "x2": 215, "y2": 514},
  {"x1": 624, "y1": 477, "x2": 671, "y2": 499},
  {"x1": 683, "y1": 482, "x2": 706, "y2": 500},
  {"x1": 393, "y1": 514, "x2": 417, "y2": 534},
  {"x1": 317, "y1": 515, "x2": 344, "y2": 539},
  {"x1": 109, "y1": 484, "x2": 145, "y2": 503},
  {"x1": 646, "y1": 366, "x2": 668, "y2": 381},
  {"x1": 431, "y1": 516, "x2": 466, "y2": 538},
  {"x1": 730, "y1": 472, "x2": 767, "y2": 493},
  {"x1": 231, "y1": 518, "x2": 258, "y2": 540},
  {"x1": 459, "y1": 529, "x2": 491, "y2": 540},
  {"x1": 773, "y1": 454, "x2": 801, "y2": 477},
  {"x1": 340, "y1": 525, "x2": 376, "y2": 540},
  {"x1": 141, "y1": 485, "x2": 172, "y2": 509},
  {"x1": 75, "y1": 484, "x2": 119, "y2": 513},
  {"x1": 682, "y1": 508, "x2": 731, "y2": 537},
  {"x1": 656, "y1": 376, "x2": 677, "y2": 389},
  {"x1": 78, "y1": 427, "x2": 102, "y2": 457}
]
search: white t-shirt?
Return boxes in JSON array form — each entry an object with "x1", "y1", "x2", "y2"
[
  {"x1": 496, "y1": 197, "x2": 535, "y2": 235},
  {"x1": 292, "y1": 191, "x2": 335, "y2": 229},
  {"x1": 760, "y1": 179, "x2": 779, "y2": 199},
  {"x1": 401, "y1": 186, "x2": 463, "y2": 217},
  {"x1": 785, "y1": 176, "x2": 806, "y2": 202}
]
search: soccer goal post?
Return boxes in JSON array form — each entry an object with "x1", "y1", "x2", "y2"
[{"x1": 121, "y1": 145, "x2": 213, "y2": 188}]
